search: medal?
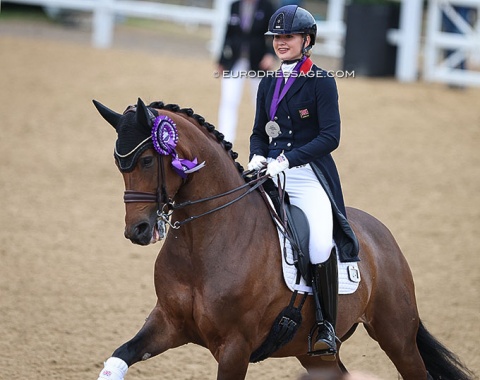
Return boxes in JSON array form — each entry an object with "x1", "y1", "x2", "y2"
[
  {"x1": 265, "y1": 120, "x2": 281, "y2": 138},
  {"x1": 268, "y1": 56, "x2": 313, "y2": 134}
]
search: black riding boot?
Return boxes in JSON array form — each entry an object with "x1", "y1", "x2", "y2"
[{"x1": 309, "y1": 248, "x2": 338, "y2": 356}]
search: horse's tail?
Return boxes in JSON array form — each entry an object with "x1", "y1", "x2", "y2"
[{"x1": 417, "y1": 320, "x2": 476, "y2": 380}]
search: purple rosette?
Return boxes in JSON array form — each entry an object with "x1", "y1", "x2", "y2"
[
  {"x1": 152, "y1": 115, "x2": 178, "y2": 156},
  {"x1": 150, "y1": 114, "x2": 205, "y2": 179}
]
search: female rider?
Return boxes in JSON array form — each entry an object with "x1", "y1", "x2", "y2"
[{"x1": 247, "y1": 5, "x2": 359, "y2": 356}]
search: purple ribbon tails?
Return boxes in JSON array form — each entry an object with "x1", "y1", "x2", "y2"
[{"x1": 152, "y1": 115, "x2": 205, "y2": 179}]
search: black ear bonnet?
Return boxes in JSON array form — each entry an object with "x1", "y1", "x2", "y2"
[{"x1": 114, "y1": 105, "x2": 159, "y2": 172}]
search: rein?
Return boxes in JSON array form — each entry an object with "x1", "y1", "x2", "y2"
[{"x1": 124, "y1": 155, "x2": 270, "y2": 230}]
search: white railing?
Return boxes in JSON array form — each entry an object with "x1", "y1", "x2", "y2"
[
  {"x1": 1, "y1": 0, "x2": 347, "y2": 59},
  {"x1": 387, "y1": 0, "x2": 424, "y2": 82},
  {"x1": 423, "y1": 0, "x2": 480, "y2": 87},
  {"x1": 10, "y1": 0, "x2": 477, "y2": 88},
  {"x1": 314, "y1": 0, "x2": 346, "y2": 58},
  {"x1": 1, "y1": 0, "x2": 229, "y2": 54}
]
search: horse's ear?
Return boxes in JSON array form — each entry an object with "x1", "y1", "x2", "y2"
[
  {"x1": 92, "y1": 100, "x2": 121, "y2": 129},
  {"x1": 136, "y1": 98, "x2": 153, "y2": 131}
]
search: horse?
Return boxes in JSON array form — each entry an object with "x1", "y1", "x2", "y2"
[{"x1": 93, "y1": 98, "x2": 474, "y2": 380}]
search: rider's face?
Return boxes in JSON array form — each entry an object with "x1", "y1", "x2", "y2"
[{"x1": 273, "y1": 34, "x2": 309, "y2": 61}]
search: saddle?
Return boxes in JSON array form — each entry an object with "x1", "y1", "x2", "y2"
[{"x1": 260, "y1": 178, "x2": 313, "y2": 285}]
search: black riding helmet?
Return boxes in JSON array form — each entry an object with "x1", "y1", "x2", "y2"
[{"x1": 265, "y1": 5, "x2": 317, "y2": 53}]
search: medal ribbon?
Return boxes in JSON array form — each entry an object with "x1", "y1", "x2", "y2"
[{"x1": 269, "y1": 56, "x2": 313, "y2": 121}]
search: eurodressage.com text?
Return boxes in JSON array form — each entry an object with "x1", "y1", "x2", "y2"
[{"x1": 213, "y1": 70, "x2": 356, "y2": 79}]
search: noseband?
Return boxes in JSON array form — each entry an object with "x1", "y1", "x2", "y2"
[{"x1": 123, "y1": 155, "x2": 170, "y2": 206}]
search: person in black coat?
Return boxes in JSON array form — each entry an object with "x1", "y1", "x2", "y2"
[
  {"x1": 248, "y1": 5, "x2": 359, "y2": 358},
  {"x1": 217, "y1": 0, "x2": 276, "y2": 143}
]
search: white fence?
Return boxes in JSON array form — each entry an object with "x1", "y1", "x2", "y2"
[
  {"x1": 3, "y1": 0, "x2": 479, "y2": 87},
  {"x1": 1, "y1": 0, "x2": 347, "y2": 58},
  {"x1": 1, "y1": 0, "x2": 228, "y2": 55},
  {"x1": 423, "y1": 0, "x2": 480, "y2": 87}
]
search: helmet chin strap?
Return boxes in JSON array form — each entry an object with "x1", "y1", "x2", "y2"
[
  {"x1": 302, "y1": 34, "x2": 312, "y2": 55},
  {"x1": 282, "y1": 34, "x2": 311, "y2": 64}
]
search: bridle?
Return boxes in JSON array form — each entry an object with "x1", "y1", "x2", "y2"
[
  {"x1": 123, "y1": 153, "x2": 269, "y2": 233},
  {"x1": 118, "y1": 105, "x2": 269, "y2": 237}
]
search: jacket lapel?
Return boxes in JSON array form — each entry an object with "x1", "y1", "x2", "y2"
[
  {"x1": 277, "y1": 74, "x2": 309, "y2": 114},
  {"x1": 285, "y1": 74, "x2": 309, "y2": 101},
  {"x1": 266, "y1": 64, "x2": 313, "y2": 116}
]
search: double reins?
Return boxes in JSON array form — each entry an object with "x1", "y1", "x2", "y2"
[{"x1": 124, "y1": 155, "x2": 270, "y2": 230}]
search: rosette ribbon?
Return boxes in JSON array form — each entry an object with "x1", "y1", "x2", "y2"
[{"x1": 152, "y1": 115, "x2": 205, "y2": 179}]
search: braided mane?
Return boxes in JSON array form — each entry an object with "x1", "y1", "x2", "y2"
[{"x1": 148, "y1": 101, "x2": 244, "y2": 173}]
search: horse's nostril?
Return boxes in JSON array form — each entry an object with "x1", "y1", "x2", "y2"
[
  {"x1": 135, "y1": 222, "x2": 150, "y2": 236},
  {"x1": 125, "y1": 221, "x2": 153, "y2": 245}
]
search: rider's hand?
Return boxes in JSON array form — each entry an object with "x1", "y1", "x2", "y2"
[
  {"x1": 247, "y1": 155, "x2": 267, "y2": 171},
  {"x1": 266, "y1": 154, "x2": 289, "y2": 177}
]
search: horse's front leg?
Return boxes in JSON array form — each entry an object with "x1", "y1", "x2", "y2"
[
  {"x1": 215, "y1": 335, "x2": 253, "y2": 380},
  {"x1": 97, "y1": 305, "x2": 187, "y2": 380}
]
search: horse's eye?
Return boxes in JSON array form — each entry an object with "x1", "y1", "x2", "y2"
[{"x1": 141, "y1": 156, "x2": 154, "y2": 168}]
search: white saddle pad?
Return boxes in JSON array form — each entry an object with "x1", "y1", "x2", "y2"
[{"x1": 279, "y1": 232, "x2": 361, "y2": 295}]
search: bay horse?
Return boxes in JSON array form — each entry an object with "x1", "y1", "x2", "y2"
[{"x1": 93, "y1": 98, "x2": 474, "y2": 380}]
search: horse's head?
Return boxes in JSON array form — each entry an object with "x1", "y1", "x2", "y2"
[
  {"x1": 93, "y1": 98, "x2": 191, "y2": 245},
  {"x1": 94, "y1": 98, "x2": 243, "y2": 246}
]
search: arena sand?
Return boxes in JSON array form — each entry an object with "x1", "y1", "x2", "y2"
[{"x1": 0, "y1": 20, "x2": 478, "y2": 379}]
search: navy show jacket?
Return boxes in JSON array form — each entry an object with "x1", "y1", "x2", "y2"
[
  {"x1": 249, "y1": 63, "x2": 360, "y2": 262},
  {"x1": 250, "y1": 64, "x2": 345, "y2": 215}
]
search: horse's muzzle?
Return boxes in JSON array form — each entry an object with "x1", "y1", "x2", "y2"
[{"x1": 125, "y1": 220, "x2": 160, "y2": 246}]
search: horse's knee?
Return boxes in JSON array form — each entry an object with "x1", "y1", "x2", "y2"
[{"x1": 111, "y1": 307, "x2": 186, "y2": 366}]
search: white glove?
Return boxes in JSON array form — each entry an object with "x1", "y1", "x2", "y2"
[
  {"x1": 266, "y1": 154, "x2": 289, "y2": 177},
  {"x1": 247, "y1": 154, "x2": 267, "y2": 171}
]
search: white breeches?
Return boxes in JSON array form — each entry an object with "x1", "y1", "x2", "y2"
[
  {"x1": 218, "y1": 58, "x2": 260, "y2": 143},
  {"x1": 273, "y1": 164, "x2": 334, "y2": 264}
]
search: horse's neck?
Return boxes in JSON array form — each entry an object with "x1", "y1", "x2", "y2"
[
  {"x1": 169, "y1": 129, "x2": 277, "y2": 260},
  {"x1": 176, "y1": 145, "x2": 243, "y2": 201},
  {"x1": 172, "y1": 169, "x2": 274, "y2": 255},
  {"x1": 160, "y1": 174, "x2": 280, "y2": 297}
]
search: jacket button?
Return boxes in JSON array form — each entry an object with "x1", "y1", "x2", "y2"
[
  {"x1": 287, "y1": 116, "x2": 290, "y2": 119},
  {"x1": 274, "y1": 142, "x2": 277, "y2": 146},
  {"x1": 274, "y1": 116, "x2": 278, "y2": 120},
  {"x1": 287, "y1": 143, "x2": 292, "y2": 147},
  {"x1": 289, "y1": 130, "x2": 293, "y2": 134}
]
